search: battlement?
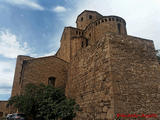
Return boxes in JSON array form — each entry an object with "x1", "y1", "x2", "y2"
[
  {"x1": 56, "y1": 10, "x2": 128, "y2": 62},
  {"x1": 76, "y1": 10, "x2": 102, "y2": 30}
]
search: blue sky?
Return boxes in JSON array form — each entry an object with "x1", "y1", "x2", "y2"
[{"x1": 0, "y1": 0, "x2": 160, "y2": 100}]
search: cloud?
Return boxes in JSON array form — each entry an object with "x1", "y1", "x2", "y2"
[
  {"x1": 52, "y1": 6, "x2": 66, "y2": 13},
  {"x1": 32, "y1": 51, "x2": 56, "y2": 58},
  {"x1": 64, "y1": 0, "x2": 160, "y2": 49},
  {"x1": 0, "y1": 61, "x2": 15, "y2": 85},
  {"x1": 43, "y1": 51, "x2": 56, "y2": 57},
  {"x1": 0, "y1": 60, "x2": 15, "y2": 99},
  {"x1": 0, "y1": 85, "x2": 12, "y2": 94},
  {"x1": 0, "y1": 60, "x2": 15, "y2": 100},
  {"x1": 0, "y1": 29, "x2": 30, "y2": 58},
  {"x1": 4, "y1": 0, "x2": 44, "y2": 10}
]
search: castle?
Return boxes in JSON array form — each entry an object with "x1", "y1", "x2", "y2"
[{"x1": 0, "y1": 10, "x2": 160, "y2": 120}]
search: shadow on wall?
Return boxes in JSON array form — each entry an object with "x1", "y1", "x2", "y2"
[{"x1": 156, "y1": 50, "x2": 160, "y2": 63}]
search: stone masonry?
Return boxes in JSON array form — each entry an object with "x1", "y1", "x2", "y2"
[
  {"x1": 0, "y1": 101, "x2": 9, "y2": 117},
  {"x1": 1, "y1": 10, "x2": 160, "y2": 120}
]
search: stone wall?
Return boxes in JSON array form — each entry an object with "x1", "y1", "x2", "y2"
[
  {"x1": 84, "y1": 16, "x2": 127, "y2": 46},
  {"x1": 11, "y1": 55, "x2": 32, "y2": 97},
  {"x1": 66, "y1": 33, "x2": 160, "y2": 120},
  {"x1": 71, "y1": 36, "x2": 86, "y2": 57},
  {"x1": 109, "y1": 34, "x2": 160, "y2": 119},
  {"x1": 20, "y1": 56, "x2": 69, "y2": 92},
  {"x1": 0, "y1": 101, "x2": 9, "y2": 118},
  {"x1": 66, "y1": 34, "x2": 114, "y2": 120},
  {"x1": 56, "y1": 27, "x2": 83, "y2": 62},
  {"x1": 56, "y1": 27, "x2": 72, "y2": 63},
  {"x1": 76, "y1": 10, "x2": 102, "y2": 30},
  {"x1": 56, "y1": 11, "x2": 127, "y2": 64}
]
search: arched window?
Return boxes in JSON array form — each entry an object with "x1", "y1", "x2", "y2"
[
  {"x1": 48, "y1": 77, "x2": 56, "y2": 86},
  {"x1": 116, "y1": 18, "x2": 119, "y2": 22},
  {"x1": 117, "y1": 23, "x2": 121, "y2": 34}
]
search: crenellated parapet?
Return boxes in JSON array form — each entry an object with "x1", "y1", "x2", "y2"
[
  {"x1": 57, "y1": 10, "x2": 128, "y2": 60},
  {"x1": 83, "y1": 16, "x2": 127, "y2": 45}
]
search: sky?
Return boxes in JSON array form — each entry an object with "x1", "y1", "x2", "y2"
[{"x1": 0, "y1": 0, "x2": 160, "y2": 100}]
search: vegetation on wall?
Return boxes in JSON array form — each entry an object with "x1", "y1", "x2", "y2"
[{"x1": 7, "y1": 83, "x2": 79, "y2": 120}]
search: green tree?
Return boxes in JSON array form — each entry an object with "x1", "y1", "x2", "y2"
[{"x1": 7, "y1": 83, "x2": 79, "y2": 120}]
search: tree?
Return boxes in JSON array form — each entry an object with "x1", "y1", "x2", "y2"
[{"x1": 7, "y1": 83, "x2": 79, "y2": 120}]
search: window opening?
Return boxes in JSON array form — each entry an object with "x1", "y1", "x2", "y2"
[
  {"x1": 48, "y1": 77, "x2": 56, "y2": 86},
  {"x1": 81, "y1": 17, "x2": 83, "y2": 21},
  {"x1": 117, "y1": 23, "x2": 121, "y2": 34},
  {"x1": 86, "y1": 39, "x2": 88, "y2": 47},
  {"x1": 89, "y1": 15, "x2": 92, "y2": 19},
  {"x1": 81, "y1": 41, "x2": 84, "y2": 48}
]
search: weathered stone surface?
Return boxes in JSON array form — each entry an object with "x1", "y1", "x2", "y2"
[
  {"x1": 20, "y1": 56, "x2": 69, "y2": 92},
  {"x1": 0, "y1": 101, "x2": 9, "y2": 117},
  {"x1": 3, "y1": 10, "x2": 159, "y2": 120}
]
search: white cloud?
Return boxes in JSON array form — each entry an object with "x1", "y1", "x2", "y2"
[
  {"x1": 53, "y1": 6, "x2": 66, "y2": 13},
  {"x1": 5, "y1": 0, "x2": 44, "y2": 10},
  {"x1": 43, "y1": 51, "x2": 56, "y2": 57},
  {"x1": 0, "y1": 60, "x2": 15, "y2": 96},
  {"x1": 0, "y1": 61, "x2": 15, "y2": 86},
  {"x1": 0, "y1": 89, "x2": 11, "y2": 95},
  {"x1": 33, "y1": 51, "x2": 56, "y2": 58},
  {"x1": 64, "y1": 0, "x2": 160, "y2": 49},
  {"x1": 0, "y1": 30, "x2": 30, "y2": 58}
]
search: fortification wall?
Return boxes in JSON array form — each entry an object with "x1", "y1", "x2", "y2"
[
  {"x1": 84, "y1": 16, "x2": 127, "y2": 45},
  {"x1": 71, "y1": 37, "x2": 82, "y2": 57},
  {"x1": 11, "y1": 55, "x2": 32, "y2": 97},
  {"x1": 20, "y1": 56, "x2": 68, "y2": 92},
  {"x1": 109, "y1": 34, "x2": 160, "y2": 119},
  {"x1": 66, "y1": 33, "x2": 160, "y2": 120},
  {"x1": 56, "y1": 27, "x2": 83, "y2": 62},
  {"x1": 66, "y1": 34, "x2": 114, "y2": 120},
  {"x1": 76, "y1": 11, "x2": 102, "y2": 30},
  {"x1": 0, "y1": 101, "x2": 9, "y2": 118},
  {"x1": 56, "y1": 27, "x2": 71, "y2": 63}
]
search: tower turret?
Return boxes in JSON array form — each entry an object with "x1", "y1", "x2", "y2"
[{"x1": 76, "y1": 10, "x2": 102, "y2": 30}]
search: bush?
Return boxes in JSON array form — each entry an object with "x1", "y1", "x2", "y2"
[{"x1": 7, "y1": 83, "x2": 79, "y2": 120}]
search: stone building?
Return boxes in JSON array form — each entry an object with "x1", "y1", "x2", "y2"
[
  {"x1": 1, "y1": 10, "x2": 160, "y2": 120},
  {"x1": 0, "y1": 101, "x2": 9, "y2": 117}
]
